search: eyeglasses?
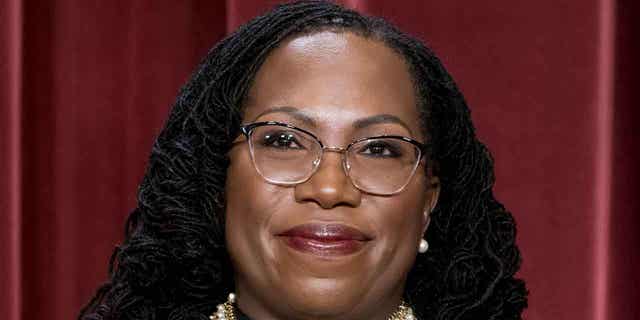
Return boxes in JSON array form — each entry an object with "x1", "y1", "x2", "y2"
[{"x1": 238, "y1": 121, "x2": 429, "y2": 195}]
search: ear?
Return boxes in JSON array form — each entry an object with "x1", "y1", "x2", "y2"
[{"x1": 421, "y1": 175, "x2": 440, "y2": 236}]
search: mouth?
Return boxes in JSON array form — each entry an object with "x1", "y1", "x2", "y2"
[{"x1": 276, "y1": 223, "x2": 373, "y2": 257}]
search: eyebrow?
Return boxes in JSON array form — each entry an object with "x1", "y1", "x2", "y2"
[
  {"x1": 253, "y1": 106, "x2": 414, "y2": 135},
  {"x1": 352, "y1": 114, "x2": 413, "y2": 135},
  {"x1": 253, "y1": 106, "x2": 317, "y2": 127}
]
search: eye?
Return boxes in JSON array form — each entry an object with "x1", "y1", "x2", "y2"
[
  {"x1": 260, "y1": 130, "x2": 305, "y2": 150},
  {"x1": 358, "y1": 140, "x2": 403, "y2": 158}
]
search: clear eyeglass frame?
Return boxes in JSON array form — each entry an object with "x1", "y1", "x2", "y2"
[{"x1": 237, "y1": 121, "x2": 430, "y2": 196}]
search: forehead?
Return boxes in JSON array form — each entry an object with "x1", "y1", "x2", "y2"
[{"x1": 243, "y1": 31, "x2": 422, "y2": 140}]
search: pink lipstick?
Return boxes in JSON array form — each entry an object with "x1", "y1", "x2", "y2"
[{"x1": 277, "y1": 223, "x2": 372, "y2": 256}]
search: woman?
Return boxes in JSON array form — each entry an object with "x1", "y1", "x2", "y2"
[{"x1": 80, "y1": 1, "x2": 527, "y2": 319}]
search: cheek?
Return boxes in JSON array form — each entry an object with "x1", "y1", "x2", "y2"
[
  {"x1": 372, "y1": 172, "x2": 427, "y2": 267},
  {"x1": 224, "y1": 149, "x2": 288, "y2": 270},
  {"x1": 225, "y1": 147, "x2": 281, "y2": 219},
  {"x1": 375, "y1": 198, "x2": 423, "y2": 255}
]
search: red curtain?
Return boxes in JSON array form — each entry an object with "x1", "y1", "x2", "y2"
[{"x1": 1, "y1": 1, "x2": 638, "y2": 319}]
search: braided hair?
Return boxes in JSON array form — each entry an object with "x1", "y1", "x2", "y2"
[{"x1": 79, "y1": 1, "x2": 528, "y2": 319}]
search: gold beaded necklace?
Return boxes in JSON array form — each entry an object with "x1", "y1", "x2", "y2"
[{"x1": 209, "y1": 293, "x2": 417, "y2": 320}]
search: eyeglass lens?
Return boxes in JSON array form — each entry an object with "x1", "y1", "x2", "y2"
[{"x1": 247, "y1": 124, "x2": 421, "y2": 194}]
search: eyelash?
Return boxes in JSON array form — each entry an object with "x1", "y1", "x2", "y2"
[
  {"x1": 357, "y1": 141, "x2": 402, "y2": 158},
  {"x1": 259, "y1": 130, "x2": 403, "y2": 158},
  {"x1": 260, "y1": 132, "x2": 305, "y2": 149}
]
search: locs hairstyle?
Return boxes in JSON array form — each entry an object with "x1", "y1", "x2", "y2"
[{"x1": 80, "y1": 1, "x2": 528, "y2": 319}]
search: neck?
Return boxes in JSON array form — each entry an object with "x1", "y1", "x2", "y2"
[
  {"x1": 224, "y1": 291, "x2": 411, "y2": 320},
  {"x1": 232, "y1": 274, "x2": 409, "y2": 320}
]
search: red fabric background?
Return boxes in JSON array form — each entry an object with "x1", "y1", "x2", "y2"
[{"x1": 1, "y1": 1, "x2": 638, "y2": 319}]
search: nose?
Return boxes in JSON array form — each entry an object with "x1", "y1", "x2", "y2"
[{"x1": 294, "y1": 150, "x2": 361, "y2": 209}]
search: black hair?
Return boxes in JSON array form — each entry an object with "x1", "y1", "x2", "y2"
[{"x1": 79, "y1": 1, "x2": 527, "y2": 319}]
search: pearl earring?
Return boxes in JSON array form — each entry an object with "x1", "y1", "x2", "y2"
[{"x1": 418, "y1": 239, "x2": 429, "y2": 253}]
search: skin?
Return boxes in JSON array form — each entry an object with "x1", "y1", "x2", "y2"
[{"x1": 225, "y1": 31, "x2": 440, "y2": 320}]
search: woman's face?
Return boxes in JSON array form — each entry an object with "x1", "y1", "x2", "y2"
[{"x1": 225, "y1": 31, "x2": 439, "y2": 320}]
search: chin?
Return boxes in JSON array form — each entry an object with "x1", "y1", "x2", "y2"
[
  {"x1": 264, "y1": 237, "x2": 380, "y2": 316},
  {"x1": 279, "y1": 276, "x2": 366, "y2": 317}
]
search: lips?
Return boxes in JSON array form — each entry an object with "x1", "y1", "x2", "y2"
[{"x1": 277, "y1": 223, "x2": 373, "y2": 256}]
